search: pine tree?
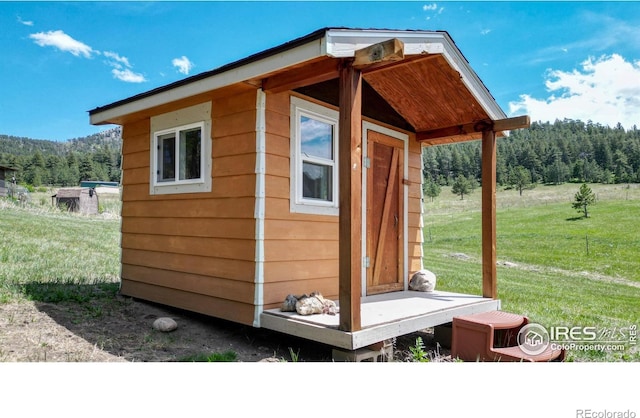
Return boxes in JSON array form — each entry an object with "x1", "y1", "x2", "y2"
[
  {"x1": 423, "y1": 178, "x2": 441, "y2": 202},
  {"x1": 451, "y1": 174, "x2": 471, "y2": 200},
  {"x1": 509, "y1": 165, "x2": 533, "y2": 196},
  {"x1": 572, "y1": 183, "x2": 596, "y2": 218},
  {"x1": 79, "y1": 155, "x2": 95, "y2": 181}
]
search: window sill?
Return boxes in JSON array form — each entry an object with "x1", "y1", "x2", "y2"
[
  {"x1": 290, "y1": 200, "x2": 339, "y2": 216},
  {"x1": 150, "y1": 181, "x2": 211, "y2": 195}
]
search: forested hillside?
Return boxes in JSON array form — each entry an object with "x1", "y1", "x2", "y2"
[
  {"x1": 0, "y1": 128, "x2": 122, "y2": 187},
  {"x1": 2, "y1": 119, "x2": 640, "y2": 189},
  {"x1": 423, "y1": 119, "x2": 640, "y2": 187}
]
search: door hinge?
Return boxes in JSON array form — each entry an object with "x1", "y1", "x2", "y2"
[
  {"x1": 363, "y1": 157, "x2": 371, "y2": 169},
  {"x1": 364, "y1": 256, "x2": 370, "y2": 268}
]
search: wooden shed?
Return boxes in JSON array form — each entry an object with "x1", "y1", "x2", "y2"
[
  {"x1": 0, "y1": 164, "x2": 16, "y2": 197},
  {"x1": 89, "y1": 28, "x2": 529, "y2": 352},
  {"x1": 53, "y1": 187, "x2": 99, "y2": 215}
]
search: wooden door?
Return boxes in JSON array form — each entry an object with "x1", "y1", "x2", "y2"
[{"x1": 366, "y1": 130, "x2": 404, "y2": 295}]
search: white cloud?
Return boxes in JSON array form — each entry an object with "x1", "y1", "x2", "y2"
[
  {"x1": 509, "y1": 54, "x2": 640, "y2": 129},
  {"x1": 422, "y1": 3, "x2": 444, "y2": 20},
  {"x1": 103, "y1": 51, "x2": 131, "y2": 69},
  {"x1": 17, "y1": 16, "x2": 34, "y2": 26},
  {"x1": 480, "y1": 29, "x2": 492, "y2": 35},
  {"x1": 104, "y1": 51, "x2": 146, "y2": 83},
  {"x1": 29, "y1": 28, "x2": 147, "y2": 83},
  {"x1": 29, "y1": 30, "x2": 94, "y2": 58},
  {"x1": 112, "y1": 68, "x2": 147, "y2": 83},
  {"x1": 172, "y1": 56, "x2": 194, "y2": 75}
]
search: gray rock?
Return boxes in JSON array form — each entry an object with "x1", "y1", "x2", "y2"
[
  {"x1": 409, "y1": 270, "x2": 437, "y2": 292},
  {"x1": 153, "y1": 317, "x2": 178, "y2": 332}
]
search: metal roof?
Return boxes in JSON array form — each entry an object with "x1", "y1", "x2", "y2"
[{"x1": 53, "y1": 187, "x2": 95, "y2": 198}]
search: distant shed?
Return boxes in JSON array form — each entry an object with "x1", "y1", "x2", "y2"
[
  {"x1": 52, "y1": 187, "x2": 99, "y2": 214},
  {"x1": 0, "y1": 164, "x2": 17, "y2": 197}
]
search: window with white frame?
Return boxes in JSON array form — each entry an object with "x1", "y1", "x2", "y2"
[
  {"x1": 150, "y1": 102, "x2": 212, "y2": 195},
  {"x1": 290, "y1": 97, "x2": 339, "y2": 215},
  {"x1": 154, "y1": 122, "x2": 203, "y2": 184}
]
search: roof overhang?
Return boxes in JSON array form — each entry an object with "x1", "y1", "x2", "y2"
[
  {"x1": 325, "y1": 28, "x2": 505, "y2": 121},
  {"x1": 89, "y1": 27, "x2": 512, "y2": 139}
]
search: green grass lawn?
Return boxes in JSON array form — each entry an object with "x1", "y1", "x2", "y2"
[
  {"x1": 0, "y1": 196, "x2": 121, "y2": 304},
  {"x1": 424, "y1": 183, "x2": 640, "y2": 361}
]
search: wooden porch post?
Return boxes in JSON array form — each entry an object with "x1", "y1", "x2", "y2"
[
  {"x1": 338, "y1": 61, "x2": 363, "y2": 332},
  {"x1": 481, "y1": 129, "x2": 497, "y2": 299}
]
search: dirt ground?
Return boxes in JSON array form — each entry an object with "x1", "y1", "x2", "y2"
[{"x1": 0, "y1": 293, "x2": 448, "y2": 362}]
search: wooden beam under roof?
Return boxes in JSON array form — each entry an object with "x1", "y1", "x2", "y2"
[
  {"x1": 262, "y1": 58, "x2": 340, "y2": 93},
  {"x1": 263, "y1": 38, "x2": 409, "y2": 94},
  {"x1": 353, "y1": 38, "x2": 404, "y2": 68},
  {"x1": 493, "y1": 115, "x2": 531, "y2": 132},
  {"x1": 416, "y1": 115, "x2": 530, "y2": 143}
]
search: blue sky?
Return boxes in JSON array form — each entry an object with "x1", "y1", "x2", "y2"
[{"x1": 2, "y1": 1, "x2": 640, "y2": 141}]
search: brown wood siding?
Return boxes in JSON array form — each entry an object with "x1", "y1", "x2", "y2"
[
  {"x1": 122, "y1": 175, "x2": 255, "y2": 201},
  {"x1": 122, "y1": 119, "x2": 151, "y2": 150},
  {"x1": 213, "y1": 132, "x2": 255, "y2": 157},
  {"x1": 121, "y1": 279, "x2": 255, "y2": 325},
  {"x1": 122, "y1": 264, "x2": 255, "y2": 305},
  {"x1": 121, "y1": 197, "x2": 256, "y2": 217},
  {"x1": 121, "y1": 217, "x2": 255, "y2": 240},
  {"x1": 121, "y1": 150, "x2": 148, "y2": 170},
  {"x1": 264, "y1": 219, "x2": 337, "y2": 241},
  {"x1": 121, "y1": 248, "x2": 254, "y2": 282},
  {"x1": 121, "y1": 167, "x2": 149, "y2": 186},
  {"x1": 119, "y1": 86, "x2": 259, "y2": 326},
  {"x1": 122, "y1": 234, "x2": 255, "y2": 261},
  {"x1": 407, "y1": 134, "x2": 424, "y2": 275}
]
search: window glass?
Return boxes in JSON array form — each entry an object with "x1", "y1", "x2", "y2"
[
  {"x1": 300, "y1": 116, "x2": 333, "y2": 160},
  {"x1": 179, "y1": 127, "x2": 201, "y2": 180},
  {"x1": 303, "y1": 161, "x2": 332, "y2": 201},
  {"x1": 158, "y1": 133, "x2": 176, "y2": 182}
]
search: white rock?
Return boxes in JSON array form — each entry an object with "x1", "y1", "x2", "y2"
[
  {"x1": 153, "y1": 317, "x2": 178, "y2": 332},
  {"x1": 409, "y1": 270, "x2": 437, "y2": 292}
]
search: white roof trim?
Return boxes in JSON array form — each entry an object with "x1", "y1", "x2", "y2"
[
  {"x1": 90, "y1": 38, "x2": 326, "y2": 125},
  {"x1": 325, "y1": 28, "x2": 447, "y2": 56},
  {"x1": 90, "y1": 28, "x2": 505, "y2": 125}
]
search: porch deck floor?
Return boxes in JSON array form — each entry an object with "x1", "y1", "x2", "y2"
[{"x1": 260, "y1": 290, "x2": 500, "y2": 350}]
